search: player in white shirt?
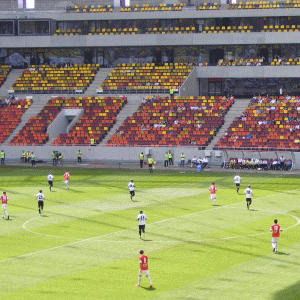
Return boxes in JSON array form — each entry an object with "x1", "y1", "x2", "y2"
[
  {"x1": 47, "y1": 172, "x2": 54, "y2": 191},
  {"x1": 137, "y1": 210, "x2": 147, "y2": 239},
  {"x1": 128, "y1": 179, "x2": 135, "y2": 201},
  {"x1": 244, "y1": 185, "x2": 253, "y2": 210},
  {"x1": 36, "y1": 190, "x2": 45, "y2": 216},
  {"x1": 233, "y1": 174, "x2": 241, "y2": 193}
]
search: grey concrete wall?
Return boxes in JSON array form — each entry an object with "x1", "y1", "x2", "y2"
[
  {"x1": 67, "y1": 109, "x2": 84, "y2": 133},
  {"x1": 180, "y1": 67, "x2": 199, "y2": 97},
  {"x1": 196, "y1": 66, "x2": 300, "y2": 78},
  {"x1": 2, "y1": 32, "x2": 300, "y2": 49},
  {"x1": 1, "y1": 145, "x2": 298, "y2": 168},
  {"x1": 47, "y1": 110, "x2": 69, "y2": 139},
  {"x1": 0, "y1": 145, "x2": 223, "y2": 165}
]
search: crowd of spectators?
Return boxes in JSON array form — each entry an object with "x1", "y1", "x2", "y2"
[
  {"x1": 0, "y1": 95, "x2": 19, "y2": 107},
  {"x1": 226, "y1": 156, "x2": 292, "y2": 171},
  {"x1": 217, "y1": 58, "x2": 266, "y2": 66},
  {"x1": 190, "y1": 156, "x2": 209, "y2": 168}
]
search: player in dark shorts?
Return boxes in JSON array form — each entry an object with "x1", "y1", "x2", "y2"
[{"x1": 36, "y1": 190, "x2": 45, "y2": 216}]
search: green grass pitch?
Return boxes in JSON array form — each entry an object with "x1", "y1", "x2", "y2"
[{"x1": 0, "y1": 165, "x2": 300, "y2": 300}]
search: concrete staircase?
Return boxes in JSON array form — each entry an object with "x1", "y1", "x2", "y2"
[
  {"x1": 84, "y1": 68, "x2": 114, "y2": 96},
  {"x1": 0, "y1": 69, "x2": 24, "y2": 95},
  {"x1": 99, "y1": 94, "x2": 144, "y2": 145},
  {"x1": 206, "y1": 98, "x2": 251, "y2": 150},
  {"x1": 4, "y1": 95, "x2": 51, "y2": 145}
]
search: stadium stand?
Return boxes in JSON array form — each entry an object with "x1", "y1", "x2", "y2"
[
  {"x1": 11, "y1": 64, "x2": 100, "y2": 94},
  {"x1": 67, "y1": 5, "x2": 114, "y2": 13},
  {"x1": 202, "y1": 25, "x2": 253, "y2": 33},
  {"x1": 52, "y1": 96, "x2": 127, "y2": 145},
  {"x1": 215, "y1": 95, "x2": 300, "y2": 151},
  {"x1": 271, "y1": 58, "x2": 300, "y2": 65},
  {"x1": 120, "y1": 3, "x2": 185, "y2": 12},
  {"x1": 9, "y1": 96, "x2": 126, "y2": 146},
  {"x1": 197, "y1": 3, "x2": 221, "y2": 10},
  {"x1": 0, "y1": 65, "x2": 12, "y2": 87},
  {"x1": 261, "y1": 24, "x2": 300, "y2": 32},
  {"x1": 88, "y1": 27, "x2": 139, "y2": 35},
  {"x1": 217, "y1": 58, "x2": 265, "y2": 66},
  {"x1": 229, "y1": 1, "x2": 300, "y2": 9},
  {"x1": 0, "y1": 98, "x2": 32, "y2": 144},
  {"x1": 146, "y1": 26, "x2": 196, "y2": 34},
  {"x1": 106, "y1": 95, "x2": 234, "y2": 147},
  {"x1": 101, "y1": 63, "x2": 193, "y2": 93}
]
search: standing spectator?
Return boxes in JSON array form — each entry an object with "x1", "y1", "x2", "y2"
[
  {"x1": 147, "y1": 156, "x2": 154, "y2": 174},
  {"x1": 164, "y1": 152, "x2": 169, "y2": 168},
  {"x1": 0, "y1": 150, "x2": 5, "y2": 165},
  {"x1": 139, "y1": 152, "x2": 144, "y2": 168},
  {"x1": 31, "y1": 152, "x2": 36, "y2": 167},
  {"x1": 168, "y1": 150, "x2": 173, "y2": 165},
  {"x1": 77, "y1": 150, "x2": 82, "y2": 164},
  {"x1": 180, "y1": 153, "x2": 185, "y2": 167},
  {"x1": 52, "y1": 151, "x2": 57, "y2": 166}
]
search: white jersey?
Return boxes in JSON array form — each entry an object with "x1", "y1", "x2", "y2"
[
  {"x1": 47, "y1": 174, "x2": 54, "y2": 181},
  {"x1": 128, "y1": 182, "x2": 135, "y2": 192},
  {"x1": 244, "y1": 188, "x2": 252, "y2": 199},
  {"x1": 36, "y1": 193, "x2": 44, "y2": 201},
  {"x1": 137, "y1": 213, "x2": 147, "y2": 225},
  {"x1": 234, "y1": 175, "x2": 241, "y2": 184}
]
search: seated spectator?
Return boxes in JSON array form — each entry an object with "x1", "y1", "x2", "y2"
[{"x1": 191, "y1": 156, "x2": 197, "y2": 167}]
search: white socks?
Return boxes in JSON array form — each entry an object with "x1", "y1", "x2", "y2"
[{"x1": 147, "y1": 276, "x2": 152, "y2": 285}]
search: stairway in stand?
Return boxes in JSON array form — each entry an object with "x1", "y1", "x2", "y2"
[
  {"x1": 100, "y1": 95, "x2": 144, "y2": 145},
  {"x1": 206, "y1": 98, "x2": 251, "y2": 150},
  {"x1": 4, "y1": 95, "x2": 51, "y2": 145},
  {"x1": 0, "y1": 69, "x2": 24, "y2": 95},
  {"x1": 84, "y1": 68, "x2": 114, "y2": 96}
]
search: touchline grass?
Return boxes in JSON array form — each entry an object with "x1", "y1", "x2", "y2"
[{"x1": 0, "y1": 166, "x2": 299, "y2": 300}]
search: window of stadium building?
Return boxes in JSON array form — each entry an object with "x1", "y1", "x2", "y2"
[{"x1": 210, "y1": 78, "x2": 300, "y2": 98}]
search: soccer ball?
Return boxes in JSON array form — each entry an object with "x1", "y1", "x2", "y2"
[{"x1": 154, "y1": 161, "x2": 157, "y2": 165}]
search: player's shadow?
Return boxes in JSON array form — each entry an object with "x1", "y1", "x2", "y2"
[
  {"x1": 276, "y1": 252, "x2": 289, "y2": 256},
  {"x1": 249, "y1": 209, "x2": 258, "y2": 211},
  {"x1": 142, "y1": 239, "x2": 153, "y2": 242},
  {"x1": 41, "y1": 215, "x2": 49, "y2": 217},
  {"x1": 140, "y1": 286, "x2": 156, "y2": 291}
]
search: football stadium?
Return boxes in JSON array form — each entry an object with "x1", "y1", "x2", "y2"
[{"x1": 0, "y1": 0, "x2": 300, "y2": 299}]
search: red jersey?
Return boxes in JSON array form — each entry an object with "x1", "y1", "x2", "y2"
[
  {"x1": 139, "y1": 254, "x2": 148, "y2": 270},
  {"x1": 209, "y1": 185, "x2": 217, "y2": 194},
  {"x1": 64, "y1": 172, "x2": 70, "y2": 180},
  {"x1": 270, "y1": 224, "x2": 281, "y2": 237},
  {"x1": 1, "y1": 195, "x2": 8, "y2": 204}
]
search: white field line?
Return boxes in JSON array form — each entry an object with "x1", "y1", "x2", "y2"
[{"x1": 4, "y1": 188, "x2": 300, "y2": 263}]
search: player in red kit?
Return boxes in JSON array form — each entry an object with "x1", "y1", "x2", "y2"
[
  {"x1": 270, "y1": 219, "x2": 282, "y2": 253},
  {"x1": 135, "y1": 250, "x2": 153, "y2": 288},
  {"x1": 208, "y1": 182, "x2": 217, "y2": 206},
  {"x1": 1, "y1": 191, "x2": 9, "y2": 219},
  {"x1": 62, "y1": 170, "x2": 70, "y2": 189}
]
